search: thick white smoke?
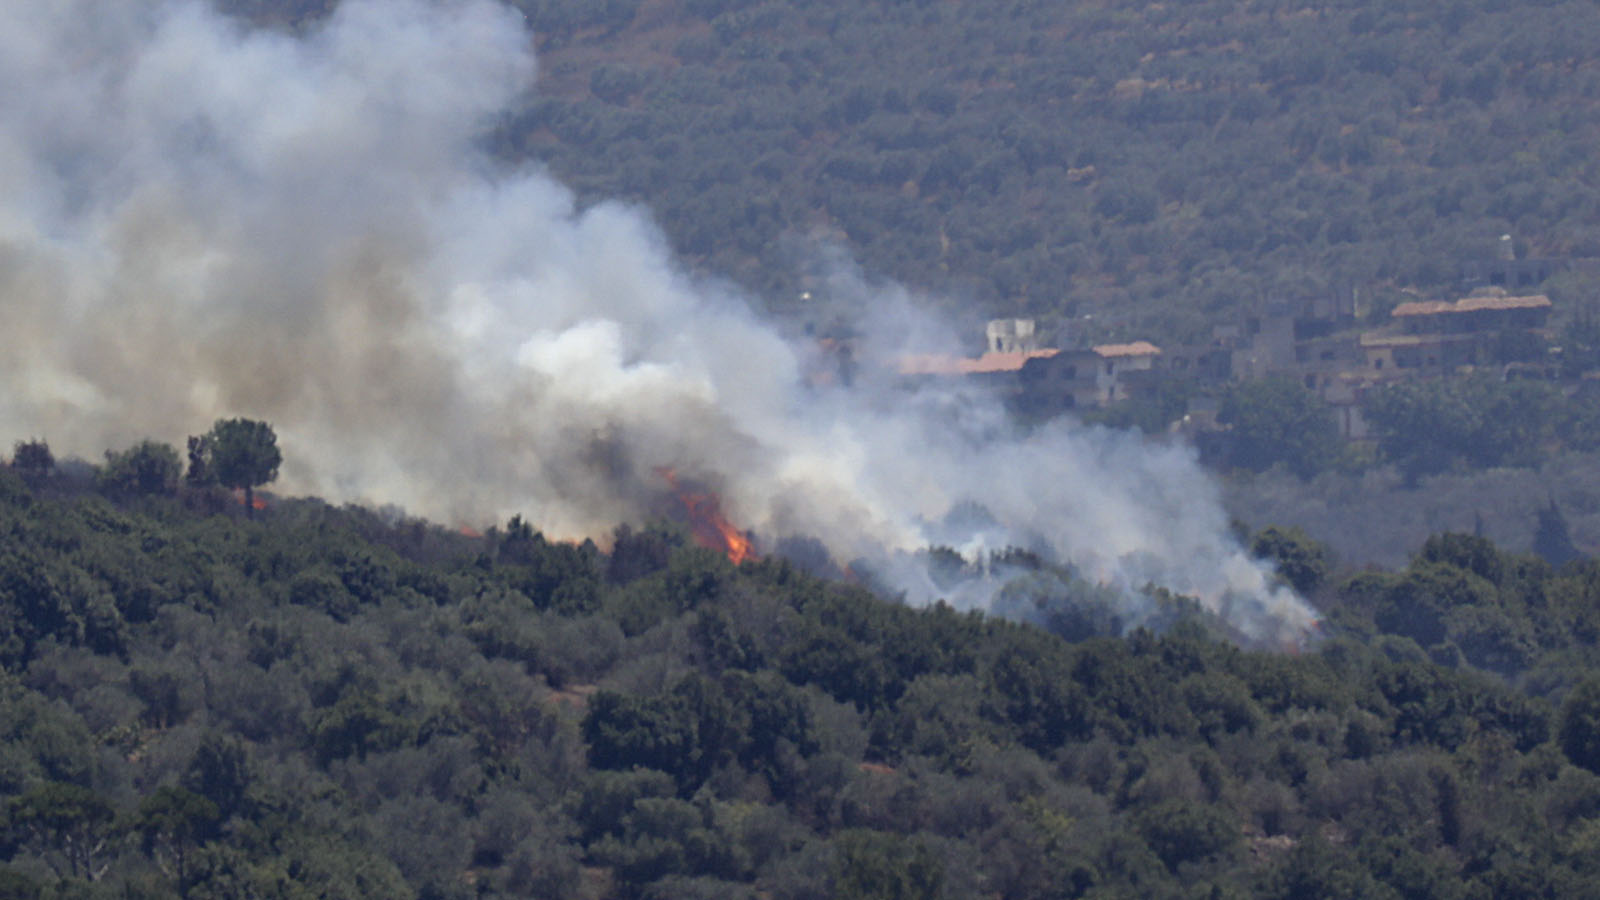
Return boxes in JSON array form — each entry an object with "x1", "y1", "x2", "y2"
[{"x1": 0, "y1": 0, "x2": 1316, "y2": 644}]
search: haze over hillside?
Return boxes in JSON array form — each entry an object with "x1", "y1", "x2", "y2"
[
  {"x1": 6, "y1": 4, "x2": 1600, "y2": 899},
  {"x1": 471, "y1": 0, "x2": 1600, "y2": 343},
  {"x1": 0, "y1": 0, "x2": 1319, "y2": 640},
  {"x1": 472, "y1": 0, "x2": 1600, "y2": 567}
]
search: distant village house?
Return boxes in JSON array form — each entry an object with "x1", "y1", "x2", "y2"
[
  {"x1": 897, "y1": 320, "x2": 1164, "y2": 412},
  {"x1": 889, "y1": 274, "x2": 1561, "y2": 447}
]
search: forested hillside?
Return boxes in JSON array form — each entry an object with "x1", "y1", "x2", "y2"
[
  {"x1": 473, "y1": 0, "x2": 1600, "y2": 342},
  {"x1": 217, "y1": 0, "x2": 1600, "y2": 340},
  {"x1": 10, "y1": 2, "x2": 1600, "y2": 897},
  {"x1": 6, "y1": 457, "x2": 1600, "y2": 898}
]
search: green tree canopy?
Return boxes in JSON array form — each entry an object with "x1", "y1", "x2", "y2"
[
  {"x1": 1217, "y1": 377, "x2": 1342, "y2": 479},
  {"x1": 195, "y1": 418, "x2": 281, "y2": 513},
  {"x1": 832, "y1": 830, "x2": 944, "y2": 900},
  {"x1": 7, "y1": 410, "x2": 1600, "y2": 897},
  {"x1": 1251, "y1": 525, "x2": 1331, "y2": 596},
  {"x1": 1364, "y1": 376, "x2": 1557, "y2": 486},
  {"x1": 98, "y1": 440, "x2": 182, "y2": 499},
  {"x1": 135, "y1": 786, "x2": 221, "y2": 891},
  {"x1": 9, "y1": 440, "x2": 52, "y2": 481},
  {"x1": 1561, "y1": 677, "x2": 1600, "y2": 776},
  {"x1": 6, "y1": 782, "x2": 116, "y2": 882},
  {"x1": 1534, "y1": 499, "x2": 1583, "y2": 568}
]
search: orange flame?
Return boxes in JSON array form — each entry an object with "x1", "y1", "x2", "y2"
[
  {"x1": 232, "y1": 489, "x2": 269, "y2": 510},
  {"x1": 1274, "y1": 618, "x2": 1322, "y2": 655},
  {"x1": 655, "y1": 467, "x2": 756, "y2": 565}
]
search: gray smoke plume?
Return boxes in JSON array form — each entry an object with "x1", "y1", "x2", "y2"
[{"x1": 0, "y1": 0, "x2": 1317, "y2": 644}]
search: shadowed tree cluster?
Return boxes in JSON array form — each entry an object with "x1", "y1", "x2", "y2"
[
  {"x1": 0, "y1": 439, "x2": 1598, "y2": 896},
  {"x1": 186, "y1": 418, "x2": 281, "y2": 514}
]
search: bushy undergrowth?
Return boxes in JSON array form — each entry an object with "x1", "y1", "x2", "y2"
[{"x1": 2, "y1": 460, "x2": 1600, "y2": 897}]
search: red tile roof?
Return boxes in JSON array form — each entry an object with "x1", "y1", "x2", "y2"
[
  {"x1": 1093, "y1": 341, "x2": 1162, "y2": 357},
  {"x1": 1360, "y1": 332, "x2": 1479, "y2": 348},
  {"x1": 896, "y1": 349, "x2": 1058, "y2": 376},
  {"x1": 896, "y1": 340, "x2": 1163, "y2": 375},
  {"x1": 1393, "y1": 295, "x2": 1550, "y2": 317},
  {"x1": 1455, "y1": 293, "x2": 1551, "y2": 313},
  {"x1": 1390, "y1": 300, "x2": 1455, "y2": 317}
]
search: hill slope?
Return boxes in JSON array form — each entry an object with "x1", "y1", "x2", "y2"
[
  {"x1": 491, "y1": 0, "x2": 1600, "y2": 341},
  {"x1": 3, "y1": 464, "x2": 1600, "y2": 897}
]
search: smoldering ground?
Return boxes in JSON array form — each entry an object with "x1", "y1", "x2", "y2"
[{"x1": 0, "y1": 0, "x2": 1316, "y2": 644}]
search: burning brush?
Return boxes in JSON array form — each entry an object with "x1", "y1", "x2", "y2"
[{"x1": 654, "y1": 467, "x2": 757, "y2": 565}]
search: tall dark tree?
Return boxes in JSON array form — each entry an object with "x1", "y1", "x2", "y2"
[
  {"x1": 99, "y1": 440, "x2": 182, "y2": 498},
  {"x1": 1560, "y1": 677, "x2": 1600, "y2": 776},
  {"x1": 1251, "y1": 525, "x2": 1331, "y2": 595},
  {"x1": 1534, "y1": 498, "x2": 1582, "y2": 568},
  {"x1": 185, "y1": 435, "x2": 216, "y2": 488},
  {"x1": 6, "y1": 782, "x2": 116, "y2": 882},
  {"x1": 832, "y1": 830, "x2": 944, "y2": 900},
  {"x1": 199, "y1": 418, "x2": 281, "y2": 515},
  {"x1": 10, "y1": 440, "x2": 52, "y2": 482},
  {"x1": 182, "y1": 735, "x2": 252, "y2": 820},
  {"x1": 1216, "y1": 377, "x2": 1342, "y2": 479},
  {"x1": 135, "y1": 786, "x2": 221, "y2": 895},
  {"x1": 1364, "y1": 376, "x2": 1557, "y2": 486}
]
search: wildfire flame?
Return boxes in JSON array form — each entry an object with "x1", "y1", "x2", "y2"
[
  {"x1": 1286, "y1": 618, "x2": 1323, "y2": 654},
  {"x1": 655, "y1": 467, "x2": 756, "y2": 565},
  {"x1": 231, "y1": 489, "x2": 269, "y2": 511}
]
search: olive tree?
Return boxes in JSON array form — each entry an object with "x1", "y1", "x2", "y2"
[
  {"x1": 11, "y1": 438, "x2": 53, "y2": 481},
  {"x1": 99, "y1": 440, "x2": 182, "y2": 498}
]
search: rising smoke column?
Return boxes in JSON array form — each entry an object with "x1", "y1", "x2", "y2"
[{"x1": 0, "y1": 0, "x2": 1316, "y2": 643}]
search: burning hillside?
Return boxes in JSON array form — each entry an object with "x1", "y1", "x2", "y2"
[
  {"x1": 656, "y1": 467, "x2": 756, "y2": 565},
  {"x1": 0, "y1": 0, "x2": 1317, "y2": 644}
]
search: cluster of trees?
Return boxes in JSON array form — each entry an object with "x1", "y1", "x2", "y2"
[
  {"x1": 1362, "y1": 376, "x2": 1566, "y2": 486},
  {"x1": 466, "y1": 0, "x2": 1600, "y2": 343},
  {"x1": 1193, "y1": 372, "x2": 1600, "y2": 487},
  {"x1": 5, "y1": 433, "x2": 1600, "y2": 897},
  {"x1": 1213, "y1": 377, "x2": 1346, "y2": 481},
  {"x1": 16, "y1": 419, "x2": 282, "y2": 514}
]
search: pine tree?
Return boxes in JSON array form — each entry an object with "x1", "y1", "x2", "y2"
[{"x1": 1534, "y1": 496, "x2": 1581, "y2": 568}]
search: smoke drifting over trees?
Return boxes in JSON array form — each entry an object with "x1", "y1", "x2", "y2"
[{"x1": 0, "y1": 0, "x2": 1313, "y2": 640}]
